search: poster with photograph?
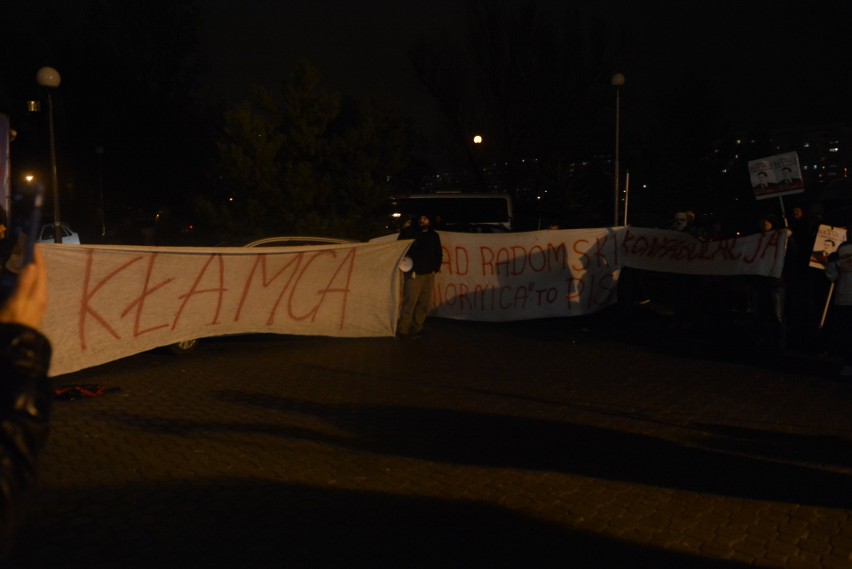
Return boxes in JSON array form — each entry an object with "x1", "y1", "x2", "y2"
[
  {"x1": 748, "y1": 151, "x2": 805, "y2": 200},
  {"x1": 810, "y1": 224, "x2": 847, "y2": 269}
]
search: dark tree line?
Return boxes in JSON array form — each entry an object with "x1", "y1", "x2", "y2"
[{"x1": 198, "y1": 61, "x2": 413, "y2": 243}]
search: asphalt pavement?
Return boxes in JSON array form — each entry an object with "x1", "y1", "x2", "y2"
[{"x1": 7, "y1": 304, "x2": 852, "y2": 568}]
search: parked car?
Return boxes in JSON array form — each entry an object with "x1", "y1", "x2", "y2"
[
  {"x1": 237, "y1": 236, "x2": 358, "y2": 248},
  {"x1": 37, "y1": 222, "x2": 81, "y2": 244},
  {"x1": 169, "y1": 236, "x2": 358, "y2": 354}
]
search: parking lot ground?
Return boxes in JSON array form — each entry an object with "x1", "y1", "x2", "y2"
[{"x1": 8, "y1": 308, "x2": 852, "y2": 568}]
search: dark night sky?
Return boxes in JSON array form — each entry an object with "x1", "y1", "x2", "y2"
[
  {"x1": 10, "y1": 0, "x2": 852, "y2": 135},
  {"x1": 620, "y1": 1, "x2": 852, "y2": 129},
  {"x1": 198, "y1": 0, "x2": 468, "y2": 132},
  {"x1": 197, "y1": 0, "x2": 852, "y2": 133}
]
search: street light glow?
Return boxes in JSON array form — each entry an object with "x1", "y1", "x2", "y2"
[
  {"x1": 36, "y1": 67, "x2": 61, "y2": 88},
  {"x1": 473, "y1": 135, "x2": 483, "y2": 144}
]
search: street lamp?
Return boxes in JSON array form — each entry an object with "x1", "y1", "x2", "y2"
[
  {"x1": 611, "y1": 72, "x2": 625, "y2": 227},
  {"x1": 36, "y1": 66, "x2": 62, "y2": 243},
  {"x1": 470, "y1": 134, "x2": 488, "y2": 191},
  {"x1": 95, "y1": 146, "x2": 105, "y2": 238}
]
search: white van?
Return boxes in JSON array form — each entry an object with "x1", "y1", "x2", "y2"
[
  {"x1": 36, "y1": 222, "x2": 81, "y2": 244},
  {"x1": 387, "y1": 192, "x2": 513, "y2": 232}
]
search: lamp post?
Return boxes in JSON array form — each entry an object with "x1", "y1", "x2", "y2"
[
  {"x1": 470, "y1": 133, "x2": 488, "y2": 191},
  {"x1": 36, "y1": 66, "x2": 62, "y2": 243},
  {"x1": 95, "y1": 146, "x2": 105, "y2": 238},
  {"x1": 611, "y1": 72, "x2": 625, "y2": 227}
]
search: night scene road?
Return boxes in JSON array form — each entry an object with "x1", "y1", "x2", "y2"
[{"x1": 9, "y1": 307, "x2": 852, "y2": 568}]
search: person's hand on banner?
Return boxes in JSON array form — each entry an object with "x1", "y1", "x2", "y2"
[{"x1": 0, "y1": 247, "x2": 48, "y2": 330}]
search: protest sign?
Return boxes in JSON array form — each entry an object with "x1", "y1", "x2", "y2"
[
  {"x1": 748, "y1": 152, "x2": 805, "y2": 200},
  {"x1": 809, "y1": 225, "x2": 847, "y2": 269}
]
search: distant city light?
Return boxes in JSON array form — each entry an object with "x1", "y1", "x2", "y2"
[{"x1": 473, "y1": 135, "x2": 482, "y2": 144}]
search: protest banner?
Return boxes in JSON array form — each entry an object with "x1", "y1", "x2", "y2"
[
  {"x1": 41, "y1": 227, "x2": 788, "y2": 376},
  {"x1": 619, "y1": 227, "x2": 787, "y2": 277},
  {"x1": 431, "y1": 227, "x2": 788, "y2": 321},
  {"x1": 431, "y1": 228, "x2": 620, "y2": 321},
  {"x1": 41, "y1": 240, "x2": 410, "y2": 376}
]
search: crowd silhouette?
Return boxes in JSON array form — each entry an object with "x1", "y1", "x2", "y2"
[{"x1": 622, "y1": 204, "x2": 848, "y2": 368}]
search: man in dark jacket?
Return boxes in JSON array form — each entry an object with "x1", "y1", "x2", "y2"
[
  {"x1": 397, "y1": 214, "x2": 442, "y2": 339},
  {"x1": 0, "y1": 247, "x2": 52, "y2": 561}
]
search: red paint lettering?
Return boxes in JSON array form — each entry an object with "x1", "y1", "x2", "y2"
[
  {"x1": 571, "y1": 240, "x2": 590, "y2": 271},
  {"x1": 172, "y1": 254, "x2": 226, "y2": 331},
  {"x1": 235, "y1": 253, "x2": 302, "y2": 322},
  {"x1": 120, "y1": 254, "x2": 174, "y2": 337},
  {"x1": 480, "y1": 247, "x2": 495, "y2": 276},
  {"x1": 78, "y1": 251, "x2": 144, "y2": 350},
  {"x1": 288, "y1": 248, "x2": 356, "y2": 329}
]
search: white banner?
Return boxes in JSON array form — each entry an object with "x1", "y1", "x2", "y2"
[
  {"x1": 431, "y1": 228, "x2": 787, "y2": 321},
  {"x1": 432, "y1": 229, "x2": 620, "y2": 321},
  {"x1": 619, "y1": 227, "x2": 788, "y2": 277},
  {"x1": 41, "y1": 241, "x2": 410, "y2": 376},
  {"x1": 41, "y1": 227, "x2": 787, "y2": 376}
]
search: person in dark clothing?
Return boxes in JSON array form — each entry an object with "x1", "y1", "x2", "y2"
[
  {"x1": 752, "y1": 214, "x2": 790, "y2": 350},
  {"x1": 825, "y1": 242, "x2": 852, "y2": 376},
  {"x1": 397, "y1": 214, "x2": 442, "y2": 339},
  {"x1": 0, "y1": 246, "x2": 52, "y2": 562},
  {"x1": 0, "y1": 204, "x2": 6, "y2": 239},
  {"x1": 0, "y1": 204, "x2": 11, "y2": 272}
]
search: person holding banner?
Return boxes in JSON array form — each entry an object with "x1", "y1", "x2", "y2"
[
  {"x1": 825, "y1": 241, "x2": 852, "y2": 377},
  {"x1": 0, "y1": 247, "x2": 52, "y2": 561},
  {"x1": 752, "y1": 214, "x2": 789, "y2": 351},
  {"x1": 396, "y1": 214, "x2": 443, "y2": 339},
  {"x1": 669, "y1": 211, "x2": 701, "y2": 328}
]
